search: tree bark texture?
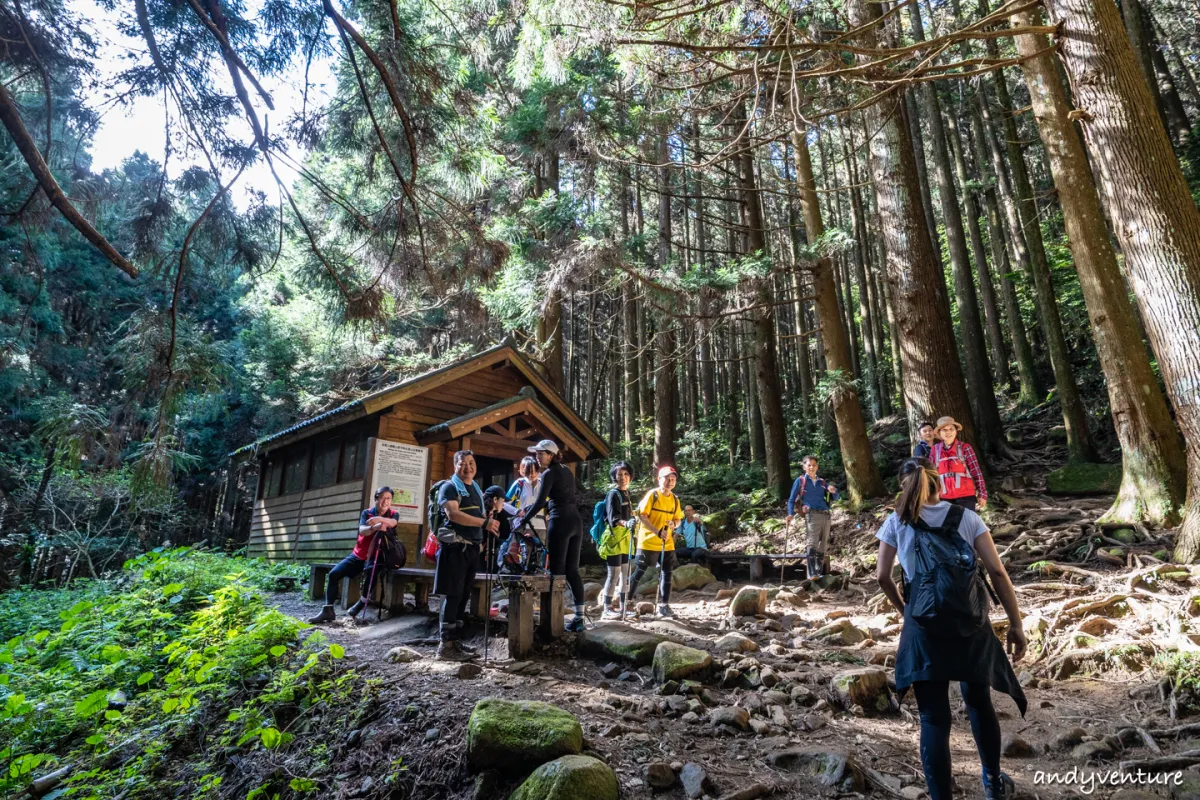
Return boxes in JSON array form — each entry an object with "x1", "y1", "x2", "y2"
[
  {"x1": 654, "y1": 131, "x2": 678, "y2": 468},
  {"x1": 792, "y1": 129, "x2": 886, "y2": 504},
  {"x1": 1013, "y1": 8, "x2": 1188, "y2": 524},
  {"x1": 1044, "y1": 0, "x2": 1200, "y2": 558}
]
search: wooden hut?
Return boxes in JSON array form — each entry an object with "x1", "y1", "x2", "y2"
[{"x1": 230, "y1": 342, "x2": 610, "y2": 564}]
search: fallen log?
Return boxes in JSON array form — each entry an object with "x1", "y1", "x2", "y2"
[{"x1": 1119, "y1": 749, "x2": 1200, "y2": 773}]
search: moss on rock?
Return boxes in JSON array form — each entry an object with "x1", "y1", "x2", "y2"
[
  {"x1": 652, "y1": 641, "x2": 712, "y2": 683},
  {"x1": 1046, "y1": 462, "x2": 1122, "y2": 496},
  {"x1": 672, "y1": 564, "x2": 715, "y2": 590},
  {"x1": 578, "y1": 625, "x2": 668, "y2": 666},
  {"x1": 466, "y1": 698, "x2": 582, "y2": 774},
  {"x1": 509, "y1": 755, "x2": 619, "y2": 800}
]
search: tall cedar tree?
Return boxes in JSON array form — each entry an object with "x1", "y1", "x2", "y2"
[{"x1": 1043, "y1": 0, "x2": 1200, "y2": 558}]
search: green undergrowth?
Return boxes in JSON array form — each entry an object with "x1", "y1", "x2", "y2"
[{"x1": 0, "y1": 548, "x2": 362, "y2": 799}]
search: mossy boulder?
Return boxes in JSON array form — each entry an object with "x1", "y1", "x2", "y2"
[
  {"x1": 1046, "y1": 462, "x2": 1122, "y2": 496},
  {"x1": 466, "y1": 698, "x2": 582, "y2": 774},
  {"x1": 652, "y1": 641, "x2": 713, "y2": 683},
  {"x1": 509, "y1": 755, "x2": 619, "y2": 800},
  {"x1": 672, "y1": 564, "x2": 716, "y2": 590},
  {"x1": 832, "y1": 667, "x2": 892, "y2": 714},
  {"x1": 1109, "y1": 528, "x2": 1139, "y2": 545},
  {"x1": 702, "y1": 511, "x2": 729, "y2": 536},
  {"x1": 728, "y1": 586, "x2": 767, "y2": 617},
  {"x1": 578, "y1": 624, "x2": 668, "y2": 666}
]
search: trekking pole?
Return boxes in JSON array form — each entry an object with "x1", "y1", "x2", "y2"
[
  {"x1": 781, "y1": 517, "x2": 789, "y2": 586},
  {"x1": 483, "y1": 528, "x2": 493, "y2": 665},
  {"x1": 362, "y1": 527, "x2": 383, "y2": 617}
]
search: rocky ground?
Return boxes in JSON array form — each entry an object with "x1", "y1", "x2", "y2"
[{"x1": 271, "y1": 456, "x2": 1200, "y2": 800}]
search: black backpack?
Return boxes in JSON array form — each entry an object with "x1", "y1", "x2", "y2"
[{"x1": 905, "y1": 505, "x2": 998, "y2": 638}]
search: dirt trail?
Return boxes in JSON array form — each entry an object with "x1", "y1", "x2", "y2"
[{"x1": 276, "y1": 479, "x2": 1200, "y2": 800}]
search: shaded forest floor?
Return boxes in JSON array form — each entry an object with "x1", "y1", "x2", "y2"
[{"x1": 271, "y1": 442, "x2": 1200, "y2": 800}]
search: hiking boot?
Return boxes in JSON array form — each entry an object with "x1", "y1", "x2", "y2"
[
  {"x1": 658, "y1": 605, "x2": 675, "y2": 618},
  {"x1": 983, "y1": 772, "x2": 1015, "y2": 800},
  {"x1": 601, "y1": 607, "x2": 621, "y2": 620},
  {"x1": 565, "y1": 616, "x2": 586, "y2": 633},
  {"x1": 436, "y1": 640, "x2": 477, "y2": 662},
  {"x1": 346, "y1": 599, "x2": 366, "y2": 618},
  {"x1": 457, "y1": 640, "x2": 479, "y2": 654},
  {"x1": 307, "y1": 605, "x2": 336, "y2": 624}
]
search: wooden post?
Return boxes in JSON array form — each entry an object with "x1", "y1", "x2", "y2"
[
  {"x1": 508, "y1": 586, "x2": 536, "y2": 659},
  {"x1": 340, "y1": 576, "x2": 362, "y2": 609},
  {"x1": 539, "y1": 578, "x2": 565, "y2": 639}
]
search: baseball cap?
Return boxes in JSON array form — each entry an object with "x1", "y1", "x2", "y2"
[
  {"x1": 527, "y1": 439, "x2": 560, "y2": 455},
  {"x1": 658, "y1": 465, "x2": 678, "y2": 480}
]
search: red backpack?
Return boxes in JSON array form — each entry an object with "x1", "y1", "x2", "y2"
[{"x1": 933, "y1": 441, "x2": 975, "y2": 500}]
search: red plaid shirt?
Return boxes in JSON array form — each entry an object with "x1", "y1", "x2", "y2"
[{"x1": 933, "y1": 440, "x2": 987, "y2": 504}]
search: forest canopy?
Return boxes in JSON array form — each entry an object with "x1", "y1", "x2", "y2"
[{"x1": 6, "y1": 0, "x2": 1200, "y2": 576}]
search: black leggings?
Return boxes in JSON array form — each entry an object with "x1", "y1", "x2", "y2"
[
  {"x1": 948, "y1": 496, "x2": 977, "y2": 512},
  {"x1": 547, "y1": 513, "x2": 585, "y2": 606},
  {"x1": 912, "y1": 681, "x2": 1002, "y2": 800},
  {"x1": 326, "y1": 555, "x2": 366, "y2": 605},
  {"x1": 629, "y1": 549, "x2": 677, "y2": 605}
]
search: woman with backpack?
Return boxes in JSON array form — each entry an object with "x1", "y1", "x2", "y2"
[
  {"x1": 308, "y1": 486, "x2": 400, "y2": 624},
  {"x1": 520, "y1": 439, "x2": 587, "y2": 632},
  {"x1": 930, "y1": 416, "x2": 987, "y2": 511},
  {"x1": 598, "y1": 461, "x2": 636, "y2": 620},
  {"x1": 875, "y1": 458, "x2": 1027, "y2": 800},
  {"x1": 627, "y1": 465, "x2": 686, "y2": 619},
  {"x1": 508, "y1": 456, "x2": 545, "y2": 536}
]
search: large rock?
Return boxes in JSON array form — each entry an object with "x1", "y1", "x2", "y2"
[
  {"x1": 810, "y1": 619, "x2": 867, "y2": 646},
  {"x1": 673, "y1": 563, "x2": 716, "y2": 590},
  {"x1": 1046, "y1": 462, "x2": 1122, "y2": 496},
  {"x1": 509, "y1": 755, "x2": 618, "y2": 800},
  {"x1": 680, "y1": 763, "x2": 711, "y2": 799},
  {"x1": 714, "y1": 632, "x2": 759, "y2": 654},
  {"x1": 832, "y1": 668, "x2": 892, "y2": 714},
  {"x1": 653, "y1": 641, "x2": 712, "y2": 683},
  {"x1": 579, "y1": 624, "x2": 668, "y2": 666},
  {"x1": 728, "y1": 586, "x2": 768, "y2": 617},
  {"x1": 767, "y1": 749, "x2": 854, "y2": 786},
  {"x1": 466, "y1": 698, "x2": 582, "y2": 774},
  {"x1": 583, "y1": 582, "x2": 603, "y2": 602},
  {"x1": 708, "y1": 706, "x2": 750, "y2": 730}
]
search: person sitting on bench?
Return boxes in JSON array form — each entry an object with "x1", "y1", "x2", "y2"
[
  {"x1": 309, "y1": 486, "x2": 399, "y2": 624},
  {"x1": 675, "y1": 505, "x2": 709, "y2": 566}
]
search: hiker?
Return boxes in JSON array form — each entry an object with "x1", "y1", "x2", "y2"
[
  {"x1": 627, "y1": 465, "x2": 686, "y2": 619},
  {"x1": 520, "y1": 440, "x2": 587, "y2": 632},
  {"x1": 676, "y1": 505, "x2": 709, "y2": 566},
  {"x1": 914, "y1": 420, "x2": 936, "y2": 460},
  {"x1": 599, "y1": 461, "x2": 636, "y2": 620},
  {"x1": 433, "y1": 450, "x2": 498, "y2": 661},
  {"x1": 785, "y1": 455, "x2": 839, "y2": 579},
  {"x1": 309, "y1": 486, "x2": 400, "y2": 624},
  {"x1": 931, "y1": 416, "x2": 987, "y2": 511},
  {"x1": 508, "y1": 456, "x2": 546, "y2": 535},
  {"x1": 875, "y1": 457, "x2": 1027, "y2": 800}
]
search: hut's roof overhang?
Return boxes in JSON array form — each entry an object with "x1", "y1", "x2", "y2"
[{"x1": 229, "y1": 342, "x2": 610, "y2": 460}]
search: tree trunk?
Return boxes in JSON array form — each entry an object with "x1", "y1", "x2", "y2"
[
  {"x1": 848, "y1": 0, "x2": 978, "y2": 457},
  {"x1": 792, "y1": 129, "x2": 886, "y2": 504},
  {"x1": 654, "y1": 131, "x2": 677, "y2": 468},
  {"x1": 839, "y1": 120, "x2": 883, "y2": 418},
  {"x1": 1121, "y1": 0, "x2": 1178, "y2": 141},
  {"x1": 943, "y1": 105, "x2": 1013, "y2": 388},
  {"x1": 906, "y1": 92, "x2": 942, "y2": 261},
  {"x1": 977, "y1": 82, "x2": 1098, "y2": 461},
  {"x1": 1044, "y1": 0, "x2": 1200, "y2": 558},
  {"x1": 1146, "y1": 9, "x2": 1193, "y2": 144},
  {"x1": 1012, "y1": 7, "x2": 1187, "y2": 524},
  {"x1": 909, "y1": 2, "x2": 1005, "y2": 456},
  {"x1": 737, "y1": 104, "x2": 792, "y2": 501}
]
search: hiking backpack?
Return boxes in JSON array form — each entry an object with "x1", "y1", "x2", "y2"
[
  {"x1": 905, "y1": 504, "x2": 997, "y2": 638},
  {"x1": 422, "y1": 479, "x2": 455, "y2": 560},
  {"x1": 589, "y1": 500, "x2": 608, "y2": 547}
]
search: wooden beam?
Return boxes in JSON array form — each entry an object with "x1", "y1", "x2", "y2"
[{"x1": 361, "y1": 348, "x2": 510, "y2": 414}]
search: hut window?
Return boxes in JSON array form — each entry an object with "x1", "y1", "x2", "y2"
[
  {"x1": 282, "y1": 449, "x2": 309, "y2": 495},
  {"x1": 309, "y1": 439, "x2": 340, "y2": 489},
  {"x1": 340, "y1": 431, "x2": 367, "y2": 482},
  {"x1": 263, "y1": 460, "x2": 283, "y2": 499}
]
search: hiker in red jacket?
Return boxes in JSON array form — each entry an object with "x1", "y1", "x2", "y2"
[{"x1": 930, "y1": 416, "x2": 987, "y2": 512}]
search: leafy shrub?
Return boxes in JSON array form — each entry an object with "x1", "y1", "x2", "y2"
[{"x1": 0, "y1": 548, "x2": 349, "y2": 798}]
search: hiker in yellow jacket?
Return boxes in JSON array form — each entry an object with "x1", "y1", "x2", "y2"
[{"x1": 627, "y1": 465, "x2": 686, "y2": 619}]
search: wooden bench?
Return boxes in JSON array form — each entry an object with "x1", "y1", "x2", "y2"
[
  {"x1": 308, "y1": 562, "x2": 564, "y2": 658},
  {"x1": 707, "y1": 552, "x2": 810, "y2": 582}
]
